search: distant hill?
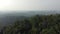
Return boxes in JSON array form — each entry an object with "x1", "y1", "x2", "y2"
[{"x1": 0, "y1": 11, "x2": 60, "y2": 28}]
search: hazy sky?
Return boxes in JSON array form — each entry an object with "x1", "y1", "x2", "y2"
[{"x1": 0, "y1": 0, "x2": 60, "y2": 11}]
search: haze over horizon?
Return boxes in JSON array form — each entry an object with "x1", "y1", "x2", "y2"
[{"x1": 0, "y1": 0, "x2": 60, "y2": 12}]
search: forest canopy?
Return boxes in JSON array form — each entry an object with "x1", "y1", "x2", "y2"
[{"x1": 0, "y1": 14, "x2": 60, "y2": 34}]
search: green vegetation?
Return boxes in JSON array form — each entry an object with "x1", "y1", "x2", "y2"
[{"x1": 0, "y1": 14, "x2": 60, "y2": 34}]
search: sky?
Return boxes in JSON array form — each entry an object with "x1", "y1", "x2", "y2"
[{"x1": 0, "y1": 0, "x2": 60, "y2": 12}]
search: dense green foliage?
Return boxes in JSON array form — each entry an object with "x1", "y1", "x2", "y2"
[{"x1": 0, "y1": 14, "x2": 60, "y2": 34}]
